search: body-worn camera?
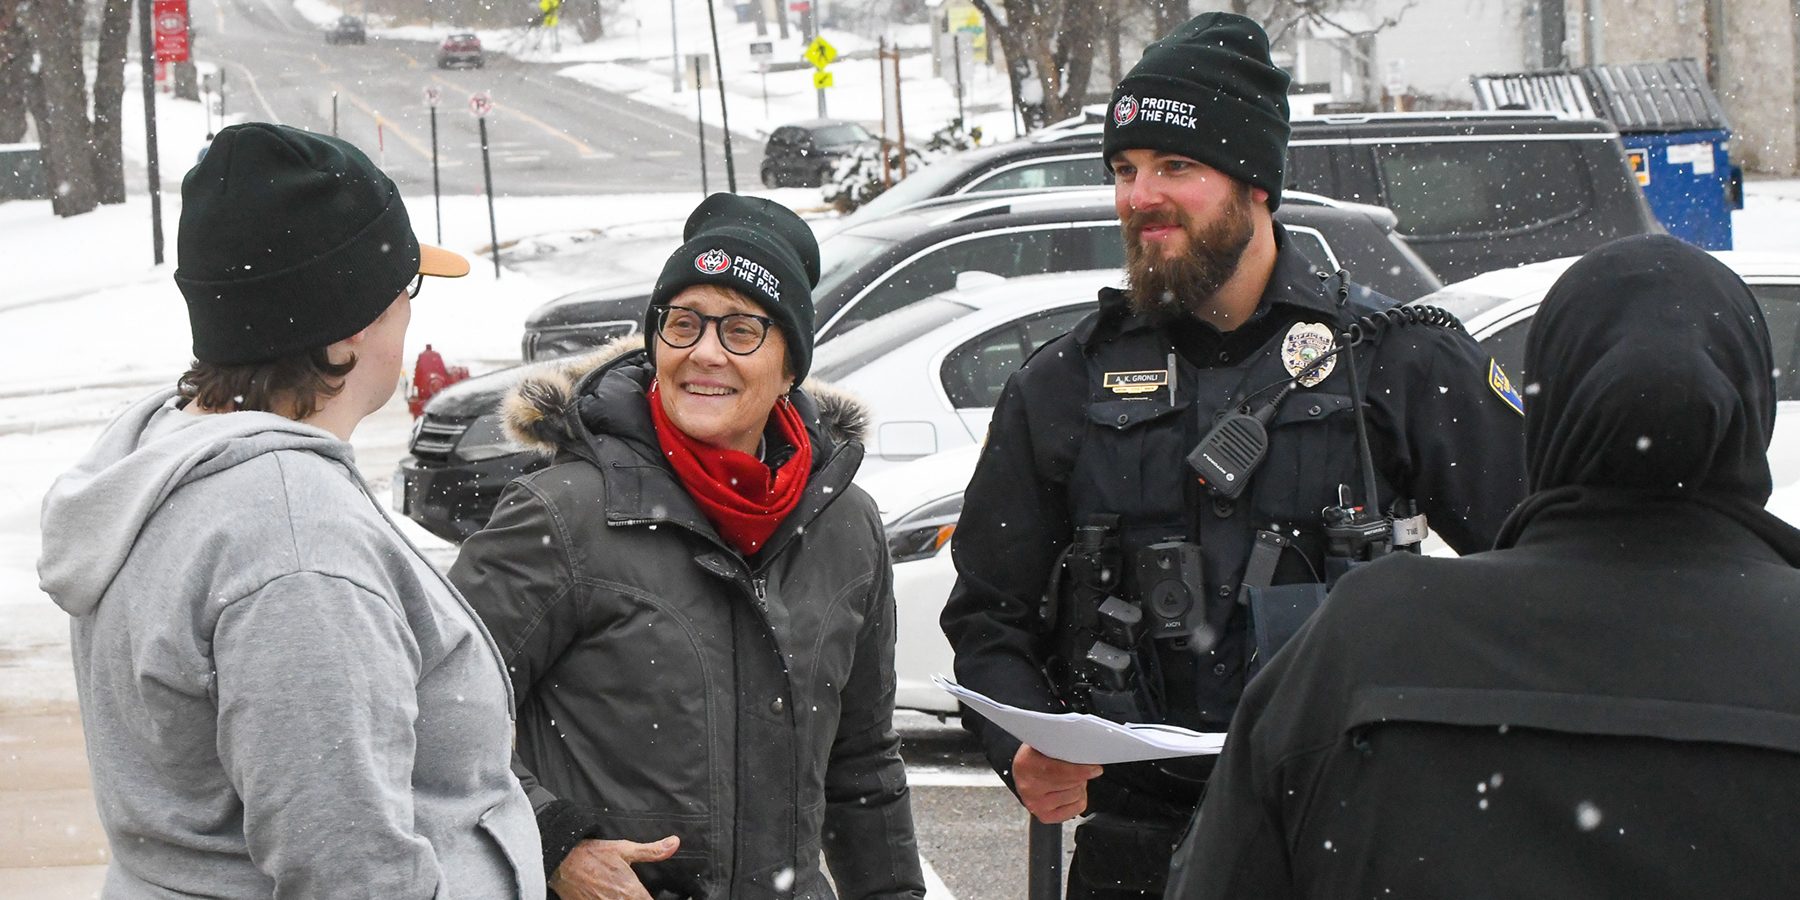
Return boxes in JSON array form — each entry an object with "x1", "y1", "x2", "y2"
[{"x1": 1135, "y1": 541, "x2": 1204, "y2": 641}]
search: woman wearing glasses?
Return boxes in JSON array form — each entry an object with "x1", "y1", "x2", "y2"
[{"x1": 451, "y1": 194, "x2": 926, "y2": 900}]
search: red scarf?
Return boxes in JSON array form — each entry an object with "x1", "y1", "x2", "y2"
[{"x1": 647, "y1": 381, "x2": 813, "y2": 556}]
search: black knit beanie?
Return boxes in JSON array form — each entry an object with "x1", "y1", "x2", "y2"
[
  {"x1": 1102, "y1": 12, "x2": 1292, "y2": 210},
  {"x1": 648, "y1": 193, "x2": 821, "y2": 381},
  {"x1": 175, "y1": 124, "x2": 434, "y2": 365}
]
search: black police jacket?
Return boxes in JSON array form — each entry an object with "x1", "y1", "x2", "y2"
[{"x1": 940, "y1": 231, "x2": 1528, "y2": 819}]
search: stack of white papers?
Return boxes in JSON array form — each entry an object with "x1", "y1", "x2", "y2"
[{"x1": 933, "y1": 676, "x2": 1227, "y2": 765}]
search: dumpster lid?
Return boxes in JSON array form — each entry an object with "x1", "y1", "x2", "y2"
[{"x1": 1471, "y1": 59, "x2": 1730, "y2": 134}]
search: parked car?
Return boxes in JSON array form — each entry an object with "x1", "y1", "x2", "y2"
[
  {"x1": 871, "y1": 249, "x2": 1800, "y2": 713},
  {"x1": 761, "y1": 120, "x2": 876, "y2": 188},
  {"x1": 325, "y1": 16, "x2": 366, "y2": 44},
  {"x1": 395, "y1": 192, "x2": 1440, "y2": 542},
  {"x1": 437, "y1": 32, "x2": 483, "y2": 68},
  {"x1": 841, "y1": 110, "x2": 1661, "y2": 284}
]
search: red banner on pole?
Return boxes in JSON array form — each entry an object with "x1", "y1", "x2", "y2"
[{"x1": 153, "y1": 0, "x2": 189, "y2": 63}]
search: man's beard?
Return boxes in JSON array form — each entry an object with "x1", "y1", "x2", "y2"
[{"x1": 1123, "y1": 184, "x2": 1257, "y2": 321}]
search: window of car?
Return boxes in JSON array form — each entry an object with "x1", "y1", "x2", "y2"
[
  {"x1": 832, "y1": 228, "x2": 1064, "y2": 333},
  {"x1": 1374, "y1": 140, "x2": 1588, "y2": 237},
  {"x1": 940, "y1": 305, "x2": 1094, "y2": 408},
  {"x1": 1482, "y1": 283, "x2": 1800, "y2": 404},
  {"x1": 1283, "y1": 225, "x2": 1340, "y2": 273},
  {"x1": 813, "y1": 233, "x2": 897, "y2": 322},
  {"x1": 1752, "y1": 284, "x2": 1800, "y2": 402},
  {"x1": 963, "y1": 156, "x2": 1108, "y2": 193},
  {"x1": 811, "y1": 298, "x2": 979, "y2": 381},
  {"x1": 811, "y1": 124, "x2": 873, "y2": 146}
]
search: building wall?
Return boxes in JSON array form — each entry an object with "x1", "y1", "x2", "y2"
[
  {"x1": 1578, "y1": 0, "x2": 1799, "y2": 174},
  {"x1": 1369, "y1": 0, "x2": 1528, "y2": 102},
  {"x1": 1712, "y1": 0, "x2": 1798, "y2": 173}
]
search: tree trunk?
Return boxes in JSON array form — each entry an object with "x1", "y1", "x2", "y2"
[
  {"x1": 92, "y1": 0, "x2": 131, "y2": 203},
  {"x1": 0, "y1": 0, "x2": 28, "y2": 143},
  {"x1": 20, "y1": 0, "x2": 99, "y2": 216},
  {"x1": 1153, "y1": 0, "x2": 1189, "y2": 40}
]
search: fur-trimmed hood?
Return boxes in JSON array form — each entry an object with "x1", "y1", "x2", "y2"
[{"x1": 502, "y1": 334, "x2": 870, "y2": 457}]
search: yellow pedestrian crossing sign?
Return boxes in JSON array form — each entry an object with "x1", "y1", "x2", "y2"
[
  {"x1": 804, "y1": 36, "x2": 837, "y2": 70},
  {"x1": 539, "y1": 0, "x2": 560, "y2": 25},
  {"x1": 813, "y1": 70, "x2": 834, "y2": 88}
]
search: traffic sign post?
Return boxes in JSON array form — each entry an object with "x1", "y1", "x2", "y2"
[
  {"x1": 425, "y1": 86, "x2": 442, "y2": 244},
  {"x1": 805, "y1": 35, "x2": 835, "y2": 117},
  {"x1": 471, "y1": 93, "x2": 501, "y2": 279},
  {"x1": 751, "y1": 40, "x2": 773, "y2": 118},
  {"x1": 692, "y1": 55, "x2": 709, "y2": 196}
]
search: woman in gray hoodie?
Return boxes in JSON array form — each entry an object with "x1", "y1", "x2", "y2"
[{"x1": 36, "y1": 123, "x2": 542, "y2": 900}]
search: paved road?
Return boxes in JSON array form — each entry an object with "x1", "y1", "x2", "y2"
[{"x1": 195, "y1": 0, "x2": 761, "y2": 197}]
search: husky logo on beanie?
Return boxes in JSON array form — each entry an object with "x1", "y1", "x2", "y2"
[
  {"x1": 695, "y1": 249, "x2": 732, "y2": 274},
  {"x1": 1114, "y1": 95, "x2": 1139, "y2": 126},
  {"x1": 1102, "y1": 12, "x2": 1292, "y2": 210}
]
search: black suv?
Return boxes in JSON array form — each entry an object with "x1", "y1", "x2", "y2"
[
  {"x1": 760, "y1": 120, "x2": 875, "y2": 188},
  {"x1": 840, "y1": 111, "x2": 1660, "y2": 283},
  {"x1": 396, "y1": 189, "x2": 1439, "y2": 542},
  {"x1": 325, "y1": 16, "x2": 366, "y2": 44}
]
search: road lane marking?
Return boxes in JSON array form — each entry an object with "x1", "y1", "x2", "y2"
[
  {"x1": 332, "y1": 85, "x2": 434, "y2": 162},
  {"x1": 904, "y1": 767, "x2": 1006, "y2": 787},
  {"x1": 214, "y1": 56, "x2": 282, "y2": 123},
  {"x1": 428, "y1": 72, "x2": 599, "y2": 157}
]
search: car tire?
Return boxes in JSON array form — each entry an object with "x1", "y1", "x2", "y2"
[
  {"x1": 761, "y1": 165, "x2": 780, "y2": 189},
  {"x1": 810, "y1": 165, "x2": 832, "y2": 188}
]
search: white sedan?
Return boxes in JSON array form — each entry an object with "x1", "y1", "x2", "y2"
[
  {"x1": 820, "y1": 270, "x2": 1120, "y2": 476},
  {"x1": 871, "y1": 250, "x2": 1800, "y2": 714}
]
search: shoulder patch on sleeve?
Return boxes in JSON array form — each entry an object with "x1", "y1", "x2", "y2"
[{"x1": 1488, "y1": 359, "x2": 1524, "y2": 415}]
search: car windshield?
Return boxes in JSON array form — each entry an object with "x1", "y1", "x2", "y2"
[
  {"x1": 813, "y1": 233, "x2": 894, "y2": 307},
  {"x1": 810, "y1": 298, "x2": 977, "y2": 381},
  {"x1": 812, "y1": 124, "x2": 872, "y2": 146}
]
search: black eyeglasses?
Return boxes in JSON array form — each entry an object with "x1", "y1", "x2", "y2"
[
  {"x1": 407, "y1": 273, "x2": 425, "y2": 299},
  {"x1": 655, "y1": 304, "x2": 777, "y2": 355}
]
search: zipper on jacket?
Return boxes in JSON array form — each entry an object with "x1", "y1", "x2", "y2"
[{"x1": 752, "y1": 575, "x2": 768, "y2": 603}]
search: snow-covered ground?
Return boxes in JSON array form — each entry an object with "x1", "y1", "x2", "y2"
[{"x1": 292, "y1": 0, "x2": 1023, "y2": 148}]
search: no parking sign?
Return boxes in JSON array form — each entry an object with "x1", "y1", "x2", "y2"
[{"x1": 469, "y1": 92, "x2": 493, "y2": 118}]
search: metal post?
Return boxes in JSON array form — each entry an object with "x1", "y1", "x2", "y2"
[
  {"x1": 703, "y1": 0, "x2": 736, "y2": 192},
  {"x1": 218, "y1": 67, "x2": 226, "y2": 122},
  {"x1": 693, "y1": 55, "x2": 710, "y2": 195},
  {"x1": 1028, "y1": 820, "x2": 1063, "y2": 900},
  {"x1": 668, "y1": 0, "x2": 681, "y2": 92},
  {"x1": 137, "y1": 0, "x2": 164, "y2": 265},
  {"x1": 332, "y1": 91, "x2": 339, "y2": 136},
  {"x1": 430, "y1": 106, "x2": 442, "y2": 244},
  {"x1": 479, "y1": 117, "x2": 500, "y2": 279},
  {"x1": 953, "y1": 33, "x2": 965, "y2": 123}
]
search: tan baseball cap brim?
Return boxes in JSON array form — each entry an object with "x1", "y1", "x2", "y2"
[{"x1": 420, "y1": 243, "x2": 470, "y2": 278}]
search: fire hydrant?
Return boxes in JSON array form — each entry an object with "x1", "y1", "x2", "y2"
[{"x1": 408, "y1": 344, "x2": 470, "y2": 417}]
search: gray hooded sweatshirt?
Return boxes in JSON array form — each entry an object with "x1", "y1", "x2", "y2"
[{"x1": 38, "y1": 388, "x2": 544, "y2": 900}]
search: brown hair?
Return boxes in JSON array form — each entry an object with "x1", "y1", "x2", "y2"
[{"x1": 177, "y1": 347, "x2": 357, "y2": 421}]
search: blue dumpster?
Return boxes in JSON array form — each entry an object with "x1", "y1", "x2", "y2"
[
  {"x1": 1473, "y1": 59, "x2": 1743, "y2": 250},
  {"x1": 1621, "y1": 129, "x2": 1740, "y2": 250}
]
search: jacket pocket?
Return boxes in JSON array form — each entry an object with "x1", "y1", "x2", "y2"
[
  {"x1": 1244, "y1": 582, "x2": 1328, "y2": 678},
  {"x1": 479, "y1": 793, "x2": 548, "y2": 900}
]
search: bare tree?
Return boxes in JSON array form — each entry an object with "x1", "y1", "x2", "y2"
[
  {"x1": 970, "y1": 0, "x2": 1106, "y2": 129},
  {"x1": 14, "y1": 0, "x2": 131, "y2": 214},
  {"x1": 0, "y1": 0, "x2": 29, "y2": 143},
  {"x1": 1231, "y1": 0, "x2": 1416, "y2": 47}
]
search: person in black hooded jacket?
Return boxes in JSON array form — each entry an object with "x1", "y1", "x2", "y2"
[{"x1": 1164, "y1": 233, "x2": 1800, "y2": 899}]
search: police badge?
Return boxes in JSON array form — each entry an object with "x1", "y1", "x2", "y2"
[{"x1": 1281, "y1": 322, "x2": 1336, "y2": 387}]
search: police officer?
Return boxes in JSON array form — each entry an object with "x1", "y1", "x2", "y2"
[{"x1": 939, "y1": 13, "x2": 1528, "y2": 900}]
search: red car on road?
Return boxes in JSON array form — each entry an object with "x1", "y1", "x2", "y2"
[{"x1": 437, "y1": 33, "x2": 483, "y2": 68}]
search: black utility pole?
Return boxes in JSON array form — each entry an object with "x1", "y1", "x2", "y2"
[
  {"x1": 430, "y1": 106, "x2": 442, "y2": 243},
  {"x1": 479, "y1": 116, "x2": 500, "y2": 278},
  {"x1": 136, "y1": 0, "x2": 164, "y2": 264},
  {"x1": 703, "y1": 0, "x2": 737, "y2": 192},
  {"x1": 694, "y1": 55, "x2": 710, "y2": 195}
]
